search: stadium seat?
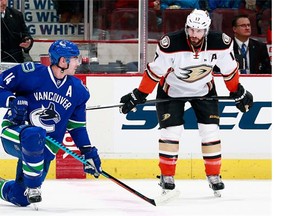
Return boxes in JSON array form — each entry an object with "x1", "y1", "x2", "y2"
[
  {"x1": 109, "y1": 8, "x2": 159, "y2": 40},
  {"x1": 161, "y1": 9, "x2": 193, "y2": 34},
  {"x1": 258, "y1": 8, "x2": 272, "y2": 36},
  {"x1": 210, "y1": 8, "x2": 258, "y2": 37},
  {"x1": 96, "y1": 0, "x2": 117, "y2": 30}
]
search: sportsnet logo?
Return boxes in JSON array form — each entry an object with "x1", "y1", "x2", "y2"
[{"x1": 121, "y1": 101, "x2": 272, "y2": 130}]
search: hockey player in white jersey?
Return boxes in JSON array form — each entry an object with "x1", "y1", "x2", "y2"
[
  {"x1": 0, "y1": 40, "x2": 102, "y2": 207},
  {"x1": 119, "y1": 9, "x2": 253, "y2": 196}
]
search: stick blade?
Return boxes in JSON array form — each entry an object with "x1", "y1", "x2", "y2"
[{"x1": 154, "y1": 189, "x2": 180, "y2": 206}]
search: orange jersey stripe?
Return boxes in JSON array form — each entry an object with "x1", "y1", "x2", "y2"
[
  {"x1": 138, "y1": 69, "x2": 161, "y2": 94},
  {"x1": 223, "y1": 67, "x2": 240, "y2": 92}
]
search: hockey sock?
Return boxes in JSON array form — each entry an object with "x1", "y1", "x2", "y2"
[
  {"x1": 0, "y1": 178, "x2": 7, "y2": 200},
  {"x1": 203, "y1": 157, "x2": 221, "y2": 175},
  {"x1": 21, "y1": 127, "x2": 46, "y2": 188},
  {"x1": 159, "y1": 139, "x2": 179, "y2": 176}
]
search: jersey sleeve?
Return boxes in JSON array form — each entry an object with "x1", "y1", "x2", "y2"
[
  {"x1": 0, "y1": 74, "x2": 15, "y2": 107},
  {"x1": 138, "y1": 43, "x2": 173, "y2": 94},
  {"x1": 0, "y1": 63, "x2": 38, "y2": 107},
  {"x1": 216, "y1": 39, "x2": 240, "y2": 92},
  {"x1": 67, "y1": 80, "x2": 91, "y2": 148}
]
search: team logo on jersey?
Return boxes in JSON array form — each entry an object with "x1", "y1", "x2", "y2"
[
  {"x1": 222, "y1": 33, "x2": 231, "y2": 45},
  {"x1": 160, "y1": 36, "x2": 170, "y2": 48},
  {"x1": 161, "y1": 113, "x2": 171, "y2": 121},
  {"x1": 177, "y1": 65, "x2": 212, "y2": 82},
  {"x1": 21, "y1": 62, "x2": 35, "y2": 73},
  {"x1": 30, "y1": 102, "x2": 61, "y2": 132}
]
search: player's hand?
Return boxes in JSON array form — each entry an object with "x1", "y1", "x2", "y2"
[
  {"x1": 230, "y1": 83, "x2": 253, "y2": 112},
  {"x1": 80, "y1": 146, "x2": 102, "y2": 178},
  {"x1": 8, "y1": 96, "x2": 29, "y2": 125},
  {"x1": 119, "y1": 88, "x2": 148, "y2": 114}
]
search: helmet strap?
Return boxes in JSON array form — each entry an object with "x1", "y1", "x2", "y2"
[
  {"x1": 56, "y1": 64, "x2": 69, "y2": 73},
  {"x1": 55, "y1": 57, "x2": 69, "y2": 73}
]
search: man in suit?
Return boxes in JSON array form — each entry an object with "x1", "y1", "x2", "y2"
[
  {"x1": 232, "y1": 14, "x2": 271, "y2": 74},
  {"x1": 1, "y1": 0, "x2": 33, "y2": 63}
]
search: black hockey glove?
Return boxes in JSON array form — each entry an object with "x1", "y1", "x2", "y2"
[
  {"x1": 119, "y1": 88, "x2": 148, "y2": 114},
  {"x1": 80, "y1": 146, "x2": 102, "y2": 178},
  {"x1": 230, "y1": 83, "x2": 253, "y2": 113},
  {"x1": 8, "y1": 96, "x2": 29, "y2": 125}
]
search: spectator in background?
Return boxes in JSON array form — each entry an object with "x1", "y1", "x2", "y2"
[
  {"x1": 1, "y1": 0, "x2": 33, "y2": 63},
  {"x1": 199, "y1": 0, "x2": 211, "y2": 11},
  {"x1": 52, "y1": 0, "x2": 84, "y2": 23},
  {"x1": 208, "y1": 0, "x2": 244, "y2": 11},
  {"x1": 245, "y1": 0, "x2": 256, "y2": 10},
  {"x1": 256, "y1": 0, "x2": 271, "y2": 12},
  {"x1": 232, "y1": 14, "x2": 271, "y2": 74},
  {"x1": 160, "y1": 0, "x2": 200, "y2": 10},
  {"x1": 255, "y1": 0, "x2": 271, "y2": 34}
]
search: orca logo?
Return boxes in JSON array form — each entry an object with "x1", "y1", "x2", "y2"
[{"x1": 30, "y1": 102, "x2": 61, "y2": 132}]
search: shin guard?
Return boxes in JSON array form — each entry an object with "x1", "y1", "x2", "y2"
[
  {"x1": 199, "y1": 124, "x2": 222, "y2": 176},
  {"x1": 20, "y1": 126, "x2": 46, "y2": 188},
  {"x1": 158, "y1": 126, "x2": 182, "y2": 176}
]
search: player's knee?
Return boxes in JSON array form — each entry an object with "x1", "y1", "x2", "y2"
[
  {"x1": 198, "y1": 123, "x2": 220, "y2": 142},
  {"x1": 20, "y1": 126, "x2": 46, "y2": 153},
  {"x1": 160, "y1": 125, "x2": 183, "y2": 140}
]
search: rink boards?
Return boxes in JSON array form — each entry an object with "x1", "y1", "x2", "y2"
[{"x1": 0, "y1": 74, "x2": 272, "y2": 179}]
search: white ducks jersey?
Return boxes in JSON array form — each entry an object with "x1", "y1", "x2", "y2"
[{"x1": 139, "y1": 30, "x2": 239, "y2": 96}]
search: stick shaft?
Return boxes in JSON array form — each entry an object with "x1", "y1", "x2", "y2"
[
  {"x1": 86, "y1": 96, "x2": 233, "y2": 110},
  {"x1": 45, "y1": 136, "x2": 156, "y2": 206}
]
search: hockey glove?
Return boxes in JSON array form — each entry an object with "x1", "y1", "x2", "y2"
[
  {"x1": 119, "y1": 88, "x2": 148, "y2": 114},
  {"x1": 230, "y1": 83, "x2": 253, "y2": 112},
  {"x1": 80, "y1": 146, "x2": 102, "y2": 178},
  {"x1": 8, "y1": 97, "x2": 29, "y2": 125}
]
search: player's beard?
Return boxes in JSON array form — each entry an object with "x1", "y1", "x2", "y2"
[{"x1": 189, "y1": 36, "x2": 204, "y2": 48}]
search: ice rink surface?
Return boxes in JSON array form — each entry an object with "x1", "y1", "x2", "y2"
[{"x1": 0, "y1": 179, "x2": 273, "y2": 216}]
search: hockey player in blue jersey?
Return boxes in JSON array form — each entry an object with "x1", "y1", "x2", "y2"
[{"x1": 0, "y1": 40, "x2": 102, "y2": 207}]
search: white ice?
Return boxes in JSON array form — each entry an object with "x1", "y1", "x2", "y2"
[{"x1": 0, "y1": 179, "x2": 273, "y2": 216}]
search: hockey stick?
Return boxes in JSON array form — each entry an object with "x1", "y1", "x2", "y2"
[
  {"x1": 86, "y1": 95, "x2": 233, "y2": 110},
  {"x1": 46, "y1": 136, "x2": 174, "y2": 206}
]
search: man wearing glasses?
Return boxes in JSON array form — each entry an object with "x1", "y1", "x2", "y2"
[{"x1": 232, "y1": 14, "x2": 271, "y2": 74}]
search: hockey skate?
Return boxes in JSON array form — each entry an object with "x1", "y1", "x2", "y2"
[
  {"x1": 155, "y1": 175, "x2": 180, "y2": 205},
  {"x1": 24, "y1": 187, "x2": 42, "y2": 204},
  {"x1": 207, "y1": 175, "x2": 225, "y2": 197},
  {"x1": 158, "y1": 175, "x2": 175, "y2": 194}
]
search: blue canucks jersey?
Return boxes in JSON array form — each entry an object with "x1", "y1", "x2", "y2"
[{"x1": 0, "y1": 62, "x2": 91, "y2": 148}]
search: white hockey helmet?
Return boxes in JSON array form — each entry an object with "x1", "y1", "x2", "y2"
[{"x1": 185, "y1": 9, "x2": 211, "y2": 35}]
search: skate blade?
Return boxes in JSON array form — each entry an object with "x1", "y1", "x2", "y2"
[
  {"x1": 213, "y1": 190, "x2": 221, "y2": 197},
  {"x1": 32, "y1": 203, "x2": 39, "y2": 211},
  {"x1": 154, "y1": 189, "x2": 180, "y2": 206}
]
